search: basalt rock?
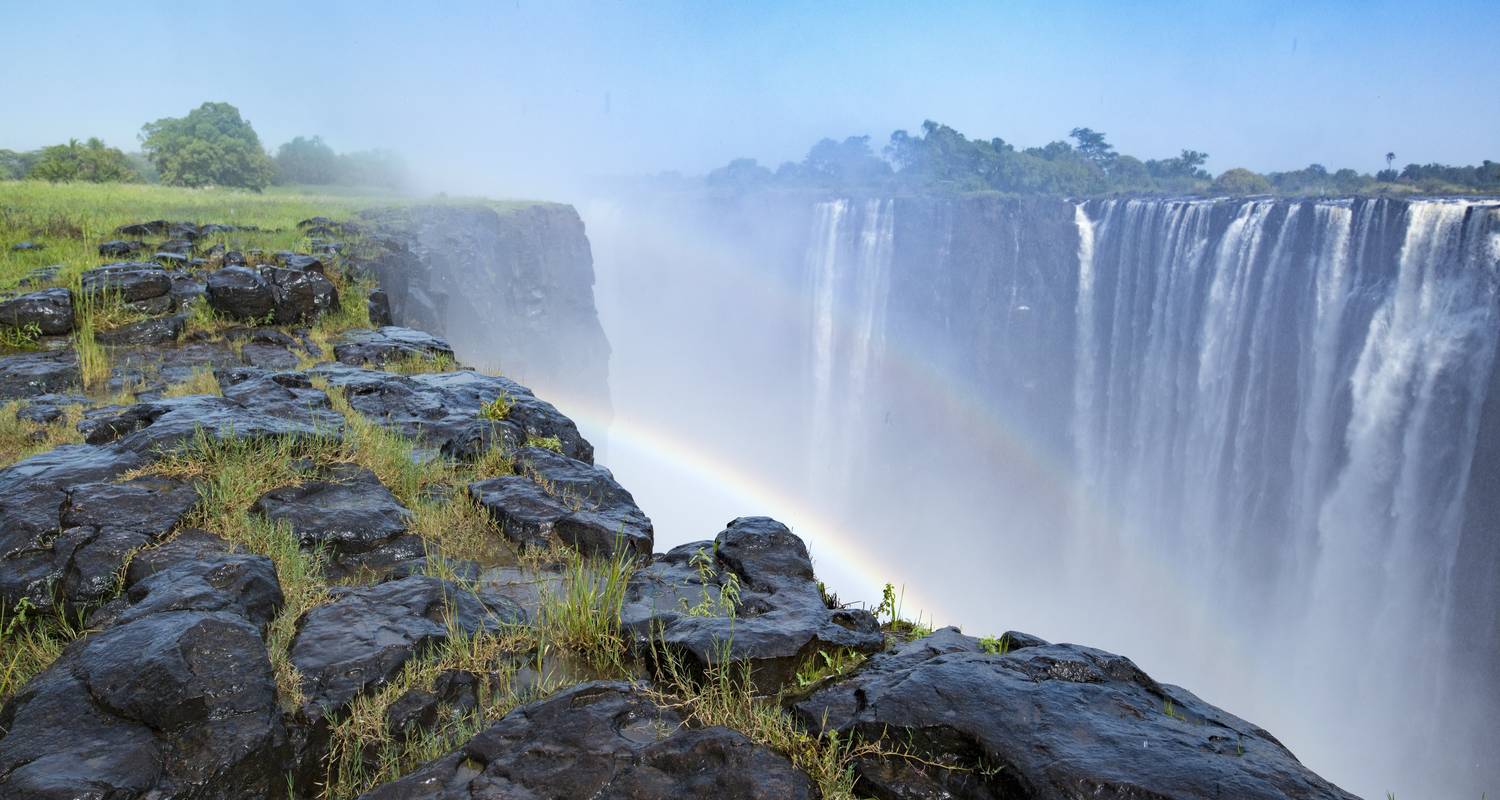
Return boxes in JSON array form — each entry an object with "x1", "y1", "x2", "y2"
[
  {"x1": 290, "y1": 575, "x2": 525, "y2": 717},
  {"x1": 359, "y1": 681, "x2": 817, "y2": 800},
  {"x1": 0, "y1": 557, "x2": 290, "y2": 799},
  {"x1": 82, "y1": 261, "x2": 173, "y2": 307},
  {"x1": 0, "y1": 287, "x2": 74, "y2": 335},
  {"x1": 96, "y1": 312, "x2": 187, "y2": 346},
  {"x1": 311, "y1": 361, "x2": 592, "y2": 463},
  {"x1": 620, "y1": 516, "x2": 881, "y2": 692},
  {"x1": 367, "y1": 287, "x2": 394, "y2": 326},
  {"x1": 115, "y1": 220, "x2": 169, "y2": 237},
  {"x1": 264, "y1": 265, "x2": 339, "y2": 323},
  {"x1": 9, "y1": 241, "x2": 43, "y2": 252},
  {"x1": 792, "y1": 627, "x2": 1359, "y2": 800},
  {"x1": 97, "y1": 239, "x2": 145, "y2": 257},
  {"x1": 16, "y1": 391, "x2": 87, "y2": 424},
  {"x1": 0, "y1": 349, "x2": 79, "y2": 400},
  {"x1": 333, "y1": 326, "x2": 455, "y2": 367},
  {"x1": 206, "y1": 265, "x2": 276, "y2": 320},
  {"x1": 252, "y1": 463, "x2": 422, "y2": 579},
  {"x1": 469, "y1": 445, "x2": 653, "y2": 558}
]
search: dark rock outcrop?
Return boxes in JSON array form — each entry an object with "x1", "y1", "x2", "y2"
[
  {"x1": 96, "y1": 312, "x2": 187, "y2": 346},
  {"x1": 359, "y1": 681, "x2": 816, "y2": 800},
  {"x1": 792, "y1": 627, "x2": 1358, "y2": 800},
  {"x1": 265, "y1": 266, "x2": 339, "y2": 323},
  {"x1": 469, "y1": 446, "x2": 652, "y2": 558},
  {"x1": 97, "y1": 239, "x2": 145, "y2": 257},
  {"x1": 0, "y1": 348, "x2": 78, "y2": 400},
  {"x1": 620, "y1": 516, "x2": 880, "y2": 691},
  {"x1": 0, "y1": 553, "x2": 289, "y2": 799},
  {"x1": 252, "y1": 463, "x2": 422, "y2": 579},
  {"x1": 290, "y1": 575, "x2": 525, "y2": 716},
  {"x1": 0, "y1": 288, "x2": 74, "y2": 335},
  {"x1": 206, "y1": 265, "x2": 276, "y2": 321},
  {"x1": 333, "y1": 326, "x2": 454, "y2": 367},
  {"x1": 82, "y1": 262, "x2": 173, "y2": 307},
  {"x1": 312, "y1": 360, "x2": 592, "y2": 463}
]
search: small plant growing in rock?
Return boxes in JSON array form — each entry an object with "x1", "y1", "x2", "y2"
[
  {"x1": 479, "y1": 391, "x2": 514, "y2": 421},
  {"x1": 525, "y1": 433, "x2": 563, "y2": 453},
  {"x1": 979, "y1": 635, "x2": 1010, "y2": 655},
  {"x1": 1163, "y1": 699, "x2": 1186, "y2": 721},
  {"x1": 680, "y1": 545, "x2": 741, "y2": 618},
  {"x1": 0, "y1": 322, "x2": 42, "y2": 350}
]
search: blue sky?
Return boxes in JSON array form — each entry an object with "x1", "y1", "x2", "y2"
[{"x1": 2, "y1": 0, "x2": 1496, "y2": 195}]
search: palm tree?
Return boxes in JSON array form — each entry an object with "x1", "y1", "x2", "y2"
[{"x1": 1386, "y1": 152, "x2": 1396, "y2": 170}]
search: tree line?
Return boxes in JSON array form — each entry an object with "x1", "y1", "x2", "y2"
[
  {"x1": 0, "y1": 102, "x2": 409, "y2": 191},
  {"x1": 706, "y1": 120, "x2": 1500, "y2": 197}
]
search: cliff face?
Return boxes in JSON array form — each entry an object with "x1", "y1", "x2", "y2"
[{"x1": 363, "y1": 203, "x2": 611, "y2": 416}]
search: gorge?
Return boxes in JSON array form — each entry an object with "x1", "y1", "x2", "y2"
[{"x1": 585, "y1": 192, "x2": 1500, "y2": 799}]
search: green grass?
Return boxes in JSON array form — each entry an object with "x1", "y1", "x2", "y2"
[
  {"x1": 0, "y1": 599, "x2": 89, "y2": 705},
  {"x1": 0, "y1": 400, "x2": 85, "y2": 467}
]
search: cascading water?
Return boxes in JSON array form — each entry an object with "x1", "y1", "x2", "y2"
[{"x1": 795, "y1": 194, "x2": 1500, "y2": 797}]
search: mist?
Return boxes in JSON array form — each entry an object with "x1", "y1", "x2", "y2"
[{"x1": 6, "y1": 3, "x2": 1500, "y2": 798}]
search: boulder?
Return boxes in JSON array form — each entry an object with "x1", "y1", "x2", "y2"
[
  {"x1": 620, "y1": 516, "x2": 881, "y2": 692},
  {"x1": 96, "y1": 312, "x2": 187, "y2": 346},
  {"x1": 469, "y1": 446, "x2": 653, "y2": 558},
  {"x1": 0, "y1": 559, "x2": 289, "y2": 799},
  {"x1": 251, "y1": 463, "x2": 421, "y2": 579},
  {"x1": 157, "y1": 238, "x2": 196, "y2": 255},
  {"x1": 0, "y1": 287, "x2": 73, "y2": 336},
  {"x1": 79, "y1": 380, "x2": 343, "y2": 456},
  {"x1": 206, "y1": 265, "x2": 276, "y2": 321},
  {"x1": 312, "y1": 362, "x2": 593, "y2": 463},
  {"x1": 359, "y1": 681, "x2": 817, "y2": 800},
  {"x1": 0, "y1": 349, "x2": 79, "y2": 400},
  {"x1": 333, "y1": 326, "x2": 455, "y2": 367},
  {"x1": 279, "y1": 253, "x2": 325, "y2": 273},
  {"x1": 16, "y1": 264, "x2": 62, "y2": 288},
  {"x1": 290, "y1": 575, "x2": 525, "y2": 716},
  {"x1": 367, "y1": 287, "x2": 393, "y2": 326},
  {"x1": 123, "y1": 528, "x2": 233, "y2": 586},
  {"x1": 792, "y1": 627, "x2": 1359, "y2": 800},
  {"x1": 81, "y1": 262, "x2": 172, "y2": 304},
  {"x1": 168, "y1": 270, "x2": 207, "y2": 306},
  {"x1": 115, "y1": 220, "x2": 169, "y2": 237},
  {"x1": 97, "y1": 239, "x2": 144, "y2": 257},
  {"x1": 264, "y1": 266, "x2": 339, "y2": 323},
  {"x1": 9, "y1": 241, "x2": 43, "y2": 252}
]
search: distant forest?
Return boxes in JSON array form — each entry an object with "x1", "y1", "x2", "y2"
[{"x1": 704, "y1": 121, "x2": 1500, "y2": 197}]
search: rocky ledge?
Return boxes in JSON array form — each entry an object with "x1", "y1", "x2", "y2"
[{"x1": 0, "y1": 211, "x2": 1355, "y2": 800}]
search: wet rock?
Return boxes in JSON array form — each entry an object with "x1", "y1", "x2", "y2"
[
  {"x1": 169, "y1": 269, "x2": 207, "y2": 306},
  {"x1": 154, "y1": 251, "x2": 191, "y2": 268},
  {"x1": 206, "y1": 265, "x2": 275, "y2": 321},
  {"x1": 290, "y1": 575, "x2": 525, "y2": 716},
  {"x1": 469, "y1": 446, "x2": 652, "y2": 558},
  {"x1": 792, "y1": 627, "x2": 1358, "y2": 800},
  {"x1": 368, "y1": 287, "x2": 393, "y2": 326},
  {"x1": 0, "y1": 446, "x2": 190, "y2": 615},
  {"x1": 158, "y1": 237, "x2": 196, "y2": 255},
  {"x1": 620, "y1": 517, "x2": 882, "y2": 693},
  {"x1": 97, "y1": 312, "x2": 187, "y2": 346},
  {"x1": 214, "y1": 367, "x2": 343, "y2": 426},
  {"x1": 9, "y1": 240, "x2": 43, "y2": 252},
  {"x1": 312, "y1": 362, "x2": 593, "y2": 463},
  {"x1": 79, "y1": 380, "x2": 343, "y2": 455},
  {"x1": 0, "y1": 348, "x2": 80, "y2": 400},
  {"x1": 383, "y1": 669, "x2": 481, "y2": 744},
  {"x1": 252, "y1": 463, "x2": 420, "y2": 579},
  {"x1": 360, "y1": 681, "x2": 817, "y2": 800},
  {"x1": 16, "y1": 391, "x2": 87, "y2": 424},
  {"x1": 98, "y1": 239, "x2": 145, "y2": 257},
  {"x1": 0, "y1": 287, "x2": 74, "y2": 335},
  {"x1": 264, "y1": 265, "x2": 339, "y2": 323},
  {"x1": 0, "y1": 581, "x2": 289, "y2": 798},
  {"x1": 16, "y1": 263, "x2": 62, "y2": 288},
  {"x1": 82, "y1": 261, "x2": 173, "y2": 304},
  {"x1": 279, "y1": 253, "x2": 325, "y2": 273},
  {"x1": 115, "y1": 220, "x2": 169, "y2": 237},
  {"x1": 167, "y1": 222, "x2": 201, "y2": 241},
  {"x1": 333, "y1": 325, "x2": 455, "y2": 367},
  {"x1": 124, "y1": 528, "x2": 233, "y2": 586}
]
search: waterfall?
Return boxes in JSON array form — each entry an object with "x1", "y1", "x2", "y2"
[
  {"x1": 1071, "y1": 197, "x2": 1500, "y2": 796},
  {"x1": 804, "y1": 198, "x2": 894, "y2": 498}
]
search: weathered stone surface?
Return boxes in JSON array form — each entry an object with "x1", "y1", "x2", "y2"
[
  {"x1": 469, "y1": 446, "x2": 652, "y2": 558},
  {"x1": 0, "y1": 287, "x2": 74, "y2": 335},
  {"x1": 621, "y1": 516, "x2": 881, "y2": 692},
  {"x1": 96, "y1": 312, "x2": 187, "y2": 346},
  {"x1": 206, "y1": 265, "x2": 275, "y2": 321},
  {"x1": 82, "y1": 261, "x2": 172, "y2": 303},
  {"x1": 264, "y1": 265, "x2": 339, "y2": 323},
  {"x1": 16, "y1": 391, "x2": 86, "y2": 424},
  {"x1": 123, "y1": 528, "x2": 233, "y2": 586},
  {"x1": 333, "y1": 325, "x2": 455, "y2": 367},
  {"x1": 252, "y1": 463, "x2": 419, "y2": 579},
  {"x1": 0, "y1": 559, "x2": 289, "y2": 799},
  {"x1": 0, "y1": 444, "x2": 152, "y2": 613},
  {"x1": 0, "y1": 349, "x2": 79, "y2": 400},
  {"x1": 169, "y1": 270, "x2": 207, "y2": 306},
  {"x1": 312, "y1": 362, "x2": 593, "y2": 463},
  {"x1": 290, "y1": 575, "x2": 525, "y2": 716},
  {"x1": 97, "y1": 239, "x2": 145, "y2": 257},
  {"x1": 792, "y1": 627, "x2": 1358, "y2": 800},
  {"x1": 279, "y1": 253, "x2": 325, "y2": 273},
  {"x1": 359, "y1": 681, "x2": 817, "y2": 800},
  {"x1": 80, "y1": 375, "x2": 343, "y2": 455},
  {"x1": 367, "y1": 287, "x2": 393, "y2": 326}
]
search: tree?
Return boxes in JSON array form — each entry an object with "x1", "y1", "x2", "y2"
[
  {"x1": 1386, "y1": 151, "x2": 1395, "y2": 170},
  {"x1": 0, "y1": 149, "x2": 38, "y2": 180},
  {"x1": 801, "y1": 136, "x2": 891, "y2": 185},
  {"x1": 140, "y1": 102, "x2": 276, "y2": 190},
  {"x1": 706, "y1": 157, "x2": 773, "y2": 188},
  {"x1": 1069, "y1": 127, "x2": 1117, "y2": 168},
  {"x1": 274, "y1": 135, "x2": 339, "y2": 184},
  {"x1": 27, "y1": 138, "x2": 140, "y2": 183},
  {"x1": 1211, "y1": 167, "x2": 1273, "y2": 195}
]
